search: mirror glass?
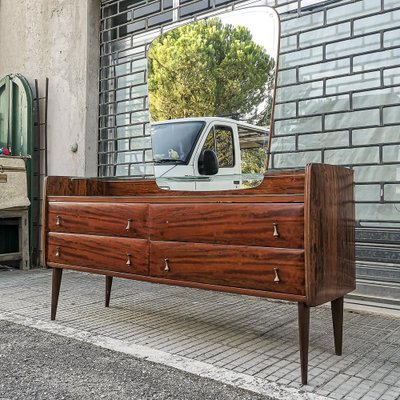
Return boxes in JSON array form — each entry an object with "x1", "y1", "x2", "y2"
[{"x1": 148, "y1": 6, "x2": 279, "y2": 191}]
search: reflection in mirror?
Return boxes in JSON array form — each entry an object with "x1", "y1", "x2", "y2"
[{"x1": 148, "y1": 6, "x2": 279, "y2": 191}]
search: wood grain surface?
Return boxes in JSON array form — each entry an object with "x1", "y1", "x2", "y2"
[
  {"x1": 149, "y1": 203, "x2": 304, "y2": 248},
  {"x1": 150, "y1": 241, "x2": 305, "y2": 295},
  {"x1": 47, "y1": 262, "x2": 307, "y2": 302},
  {"x1": 44, "y1": 164, "x2": 355, "y2": 306},
  {"x1": 48, "y1": 202, "x2": 148, "y2": 238},
  {"x1": 305, "y1": 163, "x2": 355, "y2": 306},
  {"x1": 44, "y1": 169, "x2": 306, "y2": 198},
  {"x1": 47, "y1": 233, "x2": 149, "y2": 275},
  {"x1": 47, "y1": 194, "x2": 304, "y2": 204}
]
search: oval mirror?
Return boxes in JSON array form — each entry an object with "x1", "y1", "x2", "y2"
[{"x1": 148, "y1": 5, "x2": 279, "y2": 191}]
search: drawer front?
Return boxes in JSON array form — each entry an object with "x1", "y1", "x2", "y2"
[
  {"x1": 150, "y1": 241, "x2": 305, "y2": 295},
  {"x1": 47, "y1": 233, "x2": 149, "y2": 275},
  {"x1": 48, "y1": 202, "x2": 148, "y2": 238},
  {"x1": 149, "y1": 203, "x2": 304, "y2": 248}
]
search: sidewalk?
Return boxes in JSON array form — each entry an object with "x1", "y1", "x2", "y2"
[{"x1": 1, "y1": 268, "x2": 399, "y2": 400}]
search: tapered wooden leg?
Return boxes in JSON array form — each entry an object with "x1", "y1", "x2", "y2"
[
  {"x1": 105, "y1": 276, "x2": 113, "y2": 307},
  {"x1": 331, "y1": 296, "x2": 344, "y2": 356},
  {"x1": 51, "y1": 268, "x2": 63, "y2": 320},
  {"x1": 298, "y1": 302, "x2": 310, "y2": 385}
]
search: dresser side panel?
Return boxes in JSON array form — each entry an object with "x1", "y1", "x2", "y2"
[{"x1": 305, "y1": 164, "x2": 356, "y2": 306}]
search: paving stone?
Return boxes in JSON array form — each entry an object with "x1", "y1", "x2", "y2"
[{"x1": 380, "y1": 387, "x2": 400, "y2": 400}]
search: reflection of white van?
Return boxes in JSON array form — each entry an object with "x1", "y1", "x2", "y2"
[{"x1": 151, "y1": 117, "x2": 269, "y2": 191}]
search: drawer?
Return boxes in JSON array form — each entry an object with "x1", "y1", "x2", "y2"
[
  {"x1": 149, "y1": 203, "x2": 304, "y2": 248},
  {"x1": 150, "y1": 241, "x2": 305, "y2": 295},
  {"x1": 47, "y1": 232, "x2": 149, "y2": 275},
  {"x1": 48, "y1": 202, "x2": 148, "y2": 238}
]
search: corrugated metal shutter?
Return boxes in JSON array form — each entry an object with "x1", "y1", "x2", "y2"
[{"x1": 99, "y1": 0, "x2": 400, "y2": 308}]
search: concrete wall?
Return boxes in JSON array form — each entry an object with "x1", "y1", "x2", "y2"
[{"x1": 0, "y1": 0, "x2": 100, "y2": 176}]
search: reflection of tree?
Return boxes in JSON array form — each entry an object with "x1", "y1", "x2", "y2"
[
  {"x1": 203, "y1": 127, "x2": 267, "y2": 173},
  {"x1": 241, "y1": 147, "x2": 267, "y2": 174},
  {"x1": 215, "y1": 128, "x2": 234, "y2": 167},
  {"x1": 148, "y1": 18, "x2": 275, "y2": 125},
  {"x1": 202, "y1": 128, "x2": 234, "y2": 168}
]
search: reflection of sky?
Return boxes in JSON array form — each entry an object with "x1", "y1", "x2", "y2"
[
  {"x1": 218, "y1": 8, "x2": 278, "y2": 58},
  {"x1": 216, "y1": 7, "x2": 278, "y2": 124},
  {"x1": 149, "y1": 5, "x2": 278, "y2": 126}
]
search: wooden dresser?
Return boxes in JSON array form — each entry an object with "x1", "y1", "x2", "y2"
[{"x1": 43, "y1": 163, "x2": 355, "y2": 384}]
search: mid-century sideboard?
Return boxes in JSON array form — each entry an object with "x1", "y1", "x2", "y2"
[{"x1": 43, "y1": 163, "x2": 355, "y2": 384}]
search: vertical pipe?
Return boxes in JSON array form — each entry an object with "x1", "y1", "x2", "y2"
[
  {"x1": 33, "y1": 79, "x2": 41, "y2": 267},
  {"x1": 44, "y1": 77, "x2": 49, "y2": 176}
]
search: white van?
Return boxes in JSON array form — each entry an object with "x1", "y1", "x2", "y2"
[{"x1": 151, "y1": 117, "x2": 269, "y2": 191}]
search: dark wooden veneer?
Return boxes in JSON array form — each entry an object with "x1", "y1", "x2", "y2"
[
  {"x1": 44, "y1": 163, "x2": 355, "y2": 385},
  {"x1": 149, "y1": 203, "x2": 304, "y2": 248},
  {"x1": 44, "y1": 168, "x2": 306, "y2": 197},
  {"x1": 305, "y1": 163, "x2": 355, "y2": 306},
  {"x1": 149, "y1": 241, "x2": 305, "y2": 294}
]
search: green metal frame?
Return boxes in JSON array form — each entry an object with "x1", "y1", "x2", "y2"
[{"x1": 0, "y1": 74, "x2": 34, "y2": 263}]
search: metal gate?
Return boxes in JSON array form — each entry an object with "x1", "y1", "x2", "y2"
[{"x1": 99, "y1": 0, "x2": 400, "y2": 307}]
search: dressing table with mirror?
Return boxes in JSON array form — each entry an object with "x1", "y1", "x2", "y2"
[{"x1": 43, "y1": 5, "x2": 355, "y2": 384}]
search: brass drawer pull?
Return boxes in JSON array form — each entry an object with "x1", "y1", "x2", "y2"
[
  {"x1": 164, "y1": 258, "x2": 170, "y2": 272},
  {"x1": 55, "y1": 247, "x2": 61, "y2": 257},
  {"x1": 273, "y1": 267, "x2": 280, "y2": 283},
  {"x1": 126, "y1": 218, "x2": 133, "y2": 231},
  {"x1": 56, "y1": 216, "x2": 61, "y2": 227},
  {"x1": 126, "y1": 253, "x2": 132, "y2": 266},
  {"x1": 272, "y1": 223, "x2": 279, "y2": 239}
]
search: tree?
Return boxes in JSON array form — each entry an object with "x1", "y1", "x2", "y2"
[
  {"x1": 148, "y1": 18, "x2": 275, "y2": 125},
  {"x1": 240, "y1": 147, "x2": 268, "y2": 174}
]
